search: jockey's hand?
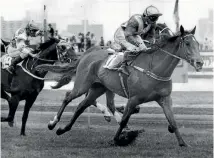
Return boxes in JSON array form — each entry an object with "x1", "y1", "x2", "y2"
[
  {"x1": 138, "y1": 43, "x2": 148, "y2": 51},
  {"x1": 30, "y1": 53, "x2": 38, "y2": 58},
  {"x1": 126, "y1": 45, "x2": 138, "y2": 52}
]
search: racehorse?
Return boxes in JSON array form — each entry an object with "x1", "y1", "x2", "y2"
[
  {"x1": 1, "y1": 38, "x2": 63, "y2": 135},
  {"x1": 42, "y1": 25, "x2": 203, "y2": 146},
  {"x1": 37, "y1": 23, "x2": 174, "y2": 126}
]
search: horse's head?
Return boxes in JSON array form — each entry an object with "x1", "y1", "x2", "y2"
[
  {"x1": 37, "y1": 39, "x2": 58, "y2": 61},
  {"x1": 170, "y1": 25, "x2": 203, "y2": 71},
  {"x1": 56, "y1": 41, "x2": 78, "y2": 63}
]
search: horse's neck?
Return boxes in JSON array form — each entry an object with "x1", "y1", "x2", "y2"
[
  {"x1": 23, "y1": 46, "x2": 56, "y2": 77},
  {"x1": 152, "y1": 42, "x2": 180, "y2": 77},
  {"x1": 135, "y1": 41, "x2": 180, "y2": 78}
]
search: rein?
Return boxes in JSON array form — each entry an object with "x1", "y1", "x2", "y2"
[
  {"x1": 132, "y1": 33, "x2": 194, "y2": 82},
  {"x1": 20, "y1": 62, "x2": 49, "y2": 80},
  {"x1": 21, "y1": 45, "x2": 60, "y2": 80}
]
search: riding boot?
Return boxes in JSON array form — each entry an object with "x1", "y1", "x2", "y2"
[
  {"x1": 118, "y1": 61, "x2": 129, "y2": 76},
  {"x1": 6, "y1": 56, "x2": 23, "y2": 75}
]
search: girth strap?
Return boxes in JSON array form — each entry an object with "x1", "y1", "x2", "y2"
[{"x1": 133, "y1": 65, "x2": 171, "y2": 82}]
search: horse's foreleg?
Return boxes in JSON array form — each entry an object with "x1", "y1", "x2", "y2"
[
  {"x1": 48, "y1": 90, "x2": 82, "y2": 130},
  {"x1": 1, "y1": 89, "x2": 11, "y2": 103},
  {"x1": 3, "y1": 95, "x2": 20, "y2": 127},
  {"x1": 56, "y1": 85, "x2": 106, "y2": 135},
  {"x1": 20, "y1": 94, "x2": 38, "y2": 136},
  {"x1": 157, "y1": 96, "x2": 187, "y2": 147},
  {"x1": 114, "y1": 96, "x2": 141, "y2": 143},
  {"x1": 1, "y1": 90, "x2": 12, "y2": 122}
]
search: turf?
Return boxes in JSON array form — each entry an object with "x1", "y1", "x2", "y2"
[
  {"x1": 1, "y1": 124, "x2": 213, "y2": 158},
  {"x1": 1, "y1": 91, "x2": 213, "y2": 158}
]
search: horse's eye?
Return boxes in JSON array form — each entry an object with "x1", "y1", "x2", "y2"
[{"x1": 185, "y1": 42, "x2": 190, "y2": 46}]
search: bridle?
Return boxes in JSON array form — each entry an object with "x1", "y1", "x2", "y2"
[
  {"x1": 158, "y1": 34, "x2": 196, "y2": 62},
  {"x1": 132, "y1": 29, "x2": 197, "y2": 82},
  {"x1": 32, "y1": 42, "x2": 73, "y2": 63}
]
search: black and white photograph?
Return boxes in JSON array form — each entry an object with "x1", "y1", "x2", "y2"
[{"x1": 0, "y1": 0, "x2": 213, "y2": 157}]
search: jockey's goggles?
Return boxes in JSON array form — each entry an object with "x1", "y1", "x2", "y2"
[{"x1": 149, "y1": 16, "x2": 159, "y2": 22}]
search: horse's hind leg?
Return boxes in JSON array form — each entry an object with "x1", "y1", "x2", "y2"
[
  {"x1": 1, "y1": 89, "x2": 11, "y2": 104},
  {"x1": 56, "y1": 83, "x2": 106, "y2": 135},
  {"x1": 49, "y1": 61, "x2": 97, "y2": 130},
  {"x1": 157, "y1": 96, "x2": 187, "y2": 147},
  {"x1": 20, "y1": 93, "x2": 38, "y2": 136},
  {"x1": 48, "y1": 90, "x2": 83, "y2": 130},
  {"x1": 105, "y1": 90, "x2": 122, "y2": 124},
  {"x1": 1, "y1": 90, "x2": 11, "y2": 121}
]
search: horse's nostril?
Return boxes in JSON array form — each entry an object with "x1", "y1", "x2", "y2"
[{"x1": 196, "y1": 61, "x2": 203, "y2": 66}]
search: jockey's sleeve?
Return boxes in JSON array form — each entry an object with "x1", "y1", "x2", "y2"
[{"x1": 124, "y1": 15, "x2": 144, "y2": 46}]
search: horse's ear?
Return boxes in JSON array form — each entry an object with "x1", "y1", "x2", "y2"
[
  {"x1": 180, "y1": 25, "x2": 185, "y2": 35},
  {"x1": 190, "y1": 26, "x2": 196, "y2": 35}
]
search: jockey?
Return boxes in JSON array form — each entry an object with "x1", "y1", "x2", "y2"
[
  {"x1": 114, "y1": 5, "x2": 162, "y2": 75},
  {"x1": 6, "y1": 21, "x2": 41, "y2": 74}
]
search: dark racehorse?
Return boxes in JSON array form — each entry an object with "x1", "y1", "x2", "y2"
[
  {"x1": 1, "y1": 39, "x2": 62, "y2": 135},
  {"x1": 37, "y1": 23, "x2": 173, "y2": 125},
  {"x1": 42, "y1": 25, "x2": 204, "y2": 147}
]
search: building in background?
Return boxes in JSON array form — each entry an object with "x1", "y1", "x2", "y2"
[
  {"x1": 67, "y1": 20, "x2": 103, "y2": 40},
  {"x1": 1, "y1": 16, "x2": 56, "y2": 40},
  {"x1": 198, "y1": 9, "x2": 213, "y2": 42},
  {"x1": 1, "y1": 17, "x2": 28, "y2": 40}
]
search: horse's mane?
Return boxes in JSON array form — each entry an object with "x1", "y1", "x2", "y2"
[
  {"x1": 38, "y1": 38, "x2": 58, "y2": 51},
  {"x1": 156, "y1": 23, "x2": 168, "y2": 30}
]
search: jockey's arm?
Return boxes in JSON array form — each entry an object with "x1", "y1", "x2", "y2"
[
  {"x1": 7, "y1": 45, "x2": 22, "y2": 57},
  {"x1": 124, "y1": 16, "x2": 141, "y2": 47},
  {"x1": 27, "y1": 51, "x2": 37, "y2": 57}
]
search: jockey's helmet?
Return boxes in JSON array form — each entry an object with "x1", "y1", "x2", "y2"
[
  {"x1": 143, "y1": 5, "x2": 162, "y2": 22},
  {"x1": 26, "y1": 21, "x2": 39, "y2": 31}
]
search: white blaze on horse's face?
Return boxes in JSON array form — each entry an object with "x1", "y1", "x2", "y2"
[{"x1": 179, "y1": 26, "x2": 204, "y2": 72}]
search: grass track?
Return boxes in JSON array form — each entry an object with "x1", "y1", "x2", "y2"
[{"x1": 1, "y1": 91, "x2": 213, "y2": 158}]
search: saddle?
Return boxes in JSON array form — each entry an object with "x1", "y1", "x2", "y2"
[{"x1": 103, "y1": 52, "x2": 124, "y2": 70}]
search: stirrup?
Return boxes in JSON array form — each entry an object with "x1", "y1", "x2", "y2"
[{"x1": 118, "y1": 65, "x2": 129, "y2": 75}]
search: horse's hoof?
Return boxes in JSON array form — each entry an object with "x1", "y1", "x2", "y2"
[
  {"x1": 20, "y1": 133, "x2": 26, "y2": 136},
  {"x1": 56, "y1": 128, "x2": 66, "y2": 135},
  {"x1": 116, "y1": 106, "x2": 125, "y2": 114},
  {"x1": 124, "y1": 125, "x2": 130, "y2": 131},
  {"x1": 179, "y1": 142, "x2": 189, "y2": 147},
  {"x1": 104, "y1": 116, "x2": 111, "y2": 122},
  {"x1": 168, "y1": 125, "x2": 175, "y2": 133},
  {"x1": 48, "y1": 122, "x2": 56, "y2": 130},
  {"x1": 8, "y1": 121, "x2": 14, "y2": 127},
  {"x1": 133, "y1": 106, "x2": 140, "y2": 114}
]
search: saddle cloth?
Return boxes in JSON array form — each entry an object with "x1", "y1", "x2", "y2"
[
  {"x1": 0, "y1": 54, "x2": 13, "y2": 69},
  {"x1": 103, "y1": 52, "x2": 124, "y2": 70}
]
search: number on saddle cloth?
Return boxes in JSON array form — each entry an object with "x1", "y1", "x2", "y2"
[
  {"x1": 103, "y1": 52, "x2": 124, "y2": 70},
  {"x1": 0, "y1": 54, "x2": 13, "y2": 69}
]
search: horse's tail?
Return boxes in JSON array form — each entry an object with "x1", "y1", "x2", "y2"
[{"x1": 36, "y1": 59, "x2": 80, "y2": 74}]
